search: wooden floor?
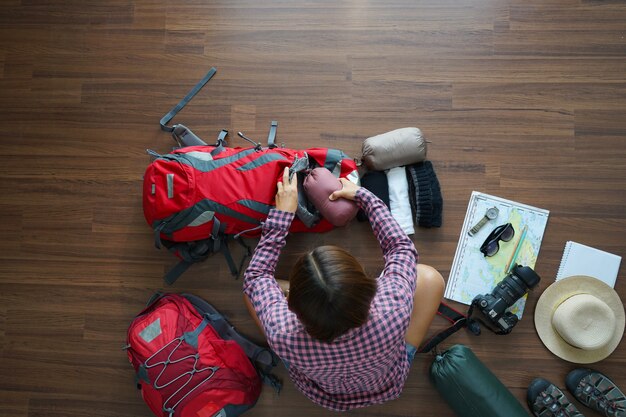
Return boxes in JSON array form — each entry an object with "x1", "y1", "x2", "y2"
[{"x1": 1, "y1": 0, "x2": 625, "y2": 416}]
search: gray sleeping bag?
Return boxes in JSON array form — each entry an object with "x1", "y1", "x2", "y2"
[{"x1": 361, "y1": 127, "x2": 427, "y2": 171}]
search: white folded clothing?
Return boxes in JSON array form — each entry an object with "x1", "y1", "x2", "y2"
[{"x1": 386, "y1": 167, "x2": 415, "y2": 235}]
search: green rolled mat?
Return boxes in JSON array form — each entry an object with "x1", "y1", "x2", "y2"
[{"x1": 430, "y1": 345, "x2": 530, "y2": 417}]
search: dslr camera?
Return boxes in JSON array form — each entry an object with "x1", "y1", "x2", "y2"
[{"x1": 469, "y1": 265, "x2": 541, "y2": 334}]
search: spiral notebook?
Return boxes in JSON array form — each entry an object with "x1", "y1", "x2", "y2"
[{"x1": 556, "y1": 241, "x2": 622, "y2": 288}]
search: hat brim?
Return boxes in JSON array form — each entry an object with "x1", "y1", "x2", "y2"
[{"x1": 534, "y1": 275, "x2": 625, "y2": 364}]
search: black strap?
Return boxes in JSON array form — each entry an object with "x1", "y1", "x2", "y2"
[
  {"x1": 159, "y1": 67, "x2": 217, "y2": 132},
  {"x1": 220, "y1": 240, "x2": 239, "y2": 276},
  {"x1": 164, "y1": 260, "x2": 194, "y2": 285},
  {"x1": 161, "y1": 218, "x2": 251, "y2": 283},
  {"x1": 267, "y1": 120, "x2": 278, "y2": 148},
  {"x1": 161, "y1": 221, "x2": 220, "y2": 285},
  {"x1": 145, "y1": 291, "x2": 165, "y2": 307},
  {"x1": 210, "y1": 218, "x2": 237, "y2": 276},
  {"x1": 417, "y1": 302, "x2": 479, "y2": 353},
  {"x1": 162, "y1": 239, "x2": 211, "y2": 285},
  {"x1": 154, "y1": 223, "x2": 165, "y2": 249},
  {"x1": 234, "y1": 236, "x2": 252, "y2": 278}
]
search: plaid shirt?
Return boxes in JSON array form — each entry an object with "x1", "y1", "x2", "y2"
[{"x1": 243, "y1": 188, "x2": 418, "y2": 411}]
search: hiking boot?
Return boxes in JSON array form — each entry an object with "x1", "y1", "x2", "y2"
[
  {"x1": 528, "y1": 377, "x2": 585, "y2": 417},
  {"x1": 566, "y1": 369, "x2": 626, "y2": 417}
]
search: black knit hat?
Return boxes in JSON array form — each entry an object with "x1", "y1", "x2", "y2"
[{"x1": 406, "y1": 161, "x2": 443, "y2": 228}]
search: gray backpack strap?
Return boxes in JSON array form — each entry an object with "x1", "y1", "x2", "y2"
[
  {"x1": 159, "y1": 67, "x2": 217, "y2": 132},
  {"x1": 267, "y1": 120, "x2": 278, "y2": 148},
  {"x1": 171, "y1": 124, "x2": 208, "y2": 147},
  {"x1": 161, "y1": 218, "x2": 243, "y2": 284}
]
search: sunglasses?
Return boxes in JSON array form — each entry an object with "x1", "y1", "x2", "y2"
[{"x1": 480, "y1": 223, "x2": 515, "y2": 257}]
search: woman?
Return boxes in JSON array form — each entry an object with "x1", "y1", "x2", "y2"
[{"x1": 243, "y1": 167, "x2": 445, "y2": 411}]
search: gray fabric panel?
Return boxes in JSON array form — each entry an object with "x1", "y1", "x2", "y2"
[
  {"x1": 222, "y1": 404, "x2": 255, "y2": 417},
  {"x1": 154, "y1": 198, "x2": 261, "y2": 234},
  {"x1": 331, "y1": 160, "x2": 342, "y2": 177},
  {"x1": 213, "y1": 408, "x2": 227, "y2": 417},
  {"x1": 187, "y1": 210, "x2": 215, "y2": 227},
  {"x1": 236, "y1": 153, "x2": 287, "y2": 171},
  {"x1": 323, "y1": 149, "x2": 347, "y2": 171},
  {"x1": 151, "y1": 183, "x2": 156, "y2": 195},
  {"x1": 177, "y1": 148, "x2": 257, "y2": 173},
  {"x1": 347, "y1": 169, "x2": 361, "y2": 185},
  {"x1": 166, "y1": 174, "x2": 174, "y2": 198},
  {"x1": 139, "y1": 318, "x2": 162, "y2": 343},
  {"x1": 184, "y1": 150, "x2": 214, "y2": 162},
  {"x1": 236, "y1": 199, "x2": 274, "y2": 215}
]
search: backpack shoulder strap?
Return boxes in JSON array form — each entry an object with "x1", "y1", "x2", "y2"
[
  {"x1": 182, "y1": 294, "x2": 282, "y2": 392},
  {"x1": 171, "y1": 124, "x2": 208, "y2": 147},
  {"x1": 160, "y1": 217, "x2": 251, "y2": 284},
  {"x1": 160, "y1": 67, "x2": 217, "y2": 132}
]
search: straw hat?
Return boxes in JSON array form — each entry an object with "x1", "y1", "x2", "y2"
[{"x1": 534, "y1": 275, "x2": 625, "y2": 364}]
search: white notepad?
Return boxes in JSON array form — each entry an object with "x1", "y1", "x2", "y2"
[{"x1": 556, "y1": 241, "x2": 622, "y2": 287}]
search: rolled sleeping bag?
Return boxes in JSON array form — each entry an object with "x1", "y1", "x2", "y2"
[
  {"x1": 430, "y1": 345, "x2": 530, "y2": 417},
  {"x1": 303, "y1": 167, "x2": 358, "y2": 227},
  {"x1": 361, "y1": 127, "x2": 427, "y2": 171}
]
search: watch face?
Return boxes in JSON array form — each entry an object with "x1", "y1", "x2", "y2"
[{"x1": 486, "y1": 207, "x2": 499, "y2": 220}]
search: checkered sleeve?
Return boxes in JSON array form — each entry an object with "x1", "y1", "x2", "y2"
[
  {"x1": 355, "y1": 188, "x2": 418, "y2": 294},
  {"x1": 242, "y1": 209, "x2": 295, "y2": 336}
]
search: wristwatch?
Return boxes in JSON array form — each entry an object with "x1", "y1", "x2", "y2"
[{"x1": 468, "y1": 207, "x2": 499, "y2": 236}]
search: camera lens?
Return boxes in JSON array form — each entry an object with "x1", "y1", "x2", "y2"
[
  {"x1": 491, "y1": 266, "x2": 541, "y2": 307},
  {"x1": 493, "y1": 277, "x2": 523, "y2": 305},
  {"x1": 514, "y1": 265, "x2": 541, "y2": 289}
]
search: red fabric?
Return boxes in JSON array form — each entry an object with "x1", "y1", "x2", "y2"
[
  {"x1": 143, "y1": 146, "x2": 357, "y2": 241},
  {"x1": 126, "y1": 294, "x2": 261, "y2": 417}
]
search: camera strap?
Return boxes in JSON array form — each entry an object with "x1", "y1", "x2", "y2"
[{"x1": 417, "y1": 302, "x2": 480, "y2": 353}]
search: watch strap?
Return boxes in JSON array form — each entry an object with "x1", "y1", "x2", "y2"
[{"x1": 469, "y1": 216, "x2": 488, "y2": 236}]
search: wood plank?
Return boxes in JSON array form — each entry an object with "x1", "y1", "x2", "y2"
[{"x1": 0, "y1": 0, "x2": 625, "y2": 416}]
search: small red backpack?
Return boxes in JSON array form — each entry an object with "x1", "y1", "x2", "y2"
[{"x1": 126, "y1": 293, "x2": 280, "y2": 417}]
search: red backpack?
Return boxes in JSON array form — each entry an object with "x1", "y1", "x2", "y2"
[
  {"x1": 143, "y1": 135, "x2": 358, "y2": 283},
  {"x1": 126, "y1": 293, "x2": 280, "y2": 417},
  {"x1": 144, "y1": 68, "x2": 359, "y2": 283}
]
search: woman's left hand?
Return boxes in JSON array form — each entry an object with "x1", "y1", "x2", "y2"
[{"x1": 276, "y1": 167, "x2": 298, "y2": 213}]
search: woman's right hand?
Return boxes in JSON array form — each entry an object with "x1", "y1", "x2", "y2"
[
  {"x1": 275, "y1": 167, "x2": 298, "y2": 213},
  {"x1": 329, "y1": 178, "x2": 360, "y2": 201}
]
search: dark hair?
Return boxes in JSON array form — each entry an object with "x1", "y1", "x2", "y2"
[{"x1": 287, "y1": 245, "x2": 377, "y2": 343}]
